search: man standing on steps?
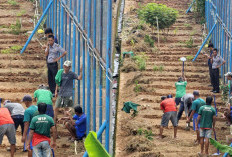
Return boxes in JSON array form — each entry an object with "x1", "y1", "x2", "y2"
[
  {"x1": 34, "y1": 84, "x2": 54, "y2": 118},
  {"x1": 211, "y1": 48, "x2": 226, "y2": 93},
  {"x1": 203, "y1": 43, "x2": 214, "y2": 87},
  {"x1": 186, "y1": 91, "x2": 206, "y2": 144},
  {"x1": 197, "y1": 96, "x2": 216, "y2": 157},
  {"x1": 21, "y1": 95, "x2": 38, "y2": 157},
  {"x1": 54, "y1": 60, "x2": 82, "y2": 122},
  {"x1": 175, "y1": 76, "x2": 187, "y2": 122},
  {"x1": 158, "y1": 95, "x2": 178, "y2": 139},
  {"x1": 26, "y1": 103, "x2": 56, "y2": 157},
  {"x1": 45, "y1": 35, "x2": 67, "y2": 95}
]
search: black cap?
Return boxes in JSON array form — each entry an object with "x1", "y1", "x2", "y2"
[
  {"x1": 193, "y1": 90, "x2": 199, "y2": 96},
  {"x1": 22, "y1": 95, "x2": 32, "y2": 102}
]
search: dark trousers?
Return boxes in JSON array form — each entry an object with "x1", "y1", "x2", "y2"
[
  {"x1": 12, "y1": 115, "x2": 24, "y2": 135},
  {"x1": 47, "y1": 62, "x2": 58, "y2": 94},
  {"x1": 209, "y1": 66, "x2": 213, "y2": 85},
  {"x1": 212, "y1": 68, "x2": 219, "y2": 92}
]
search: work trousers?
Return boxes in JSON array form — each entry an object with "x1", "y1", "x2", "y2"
[
  {"x1": 47, "y1": 62, "x2": 58, "y2": 94},
  {"x1": 212, "y1": 68, "x2": 219, "y2": 92}
]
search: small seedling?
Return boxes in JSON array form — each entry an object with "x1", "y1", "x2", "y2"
[
  {"x1": 1, "y1": 48, "x2": 13, "y2": 54},
  {"x1": 159, "y1": 65, "x2": 164, "y2": 71},
  {"x1": 153, "y1": 65, "x2": 164, "y2": 72},
  {"x1": 137, "y1": 128, "x2": 154, "y2": 140},
  {"x1": 185, "y1": 37, "x2": 194, "y2": 48},
  {"x1": 8, "y1": 0, "x2": 18, "y2": 6},
  {"x1": 11, "y1": 45, "x2": 22, "y2": 51},
  {"x1": 134, "y1": 80, "x2": 142, "y2": 93},
  {"x1": 184, "y1": 23, "x2": 191, "y2": 28},
  {"x1": 153, "y1": 65, "x2": 158, "y2": 71},
  {"x1": 16, "y1": 10, "x2": 26, "y2": 17},
  {"x1": 186, "y1": 55, "x2": 194, "y2": 61},
  {"x1": 9, "y1": 19, "x2": 21, "y2": 35},
  {"x1": 190, "y1": 30, "x2": 196, "y2": 36},
  {"x1": 220, "y1": 84, "x2": 229, "y2": 103},
  {"x1": 173, "y1": 27, "x2": 178, "y2": 34}
]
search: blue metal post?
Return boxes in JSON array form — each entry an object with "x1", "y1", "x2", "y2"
[
  {"x1": 92, "y1": 0, "x2": 97, "y2": 132},
  {"x1": 20, "y1": 0, "x2": 54, "y2": 54},
  {"x1": 64, "y1": 1, "x2": 68, "y2": 61},
  {"x1": 86, "y1": 0, "x2": 92, "y2": 135},
  {"x1": 99, "y1": 0, "x2": 104, "y2": 143},
  {"x1": 186, "y1": 0, "x2": 196, "y2": 14},
  {"x1": 105, "y1": 0, "x2": 112, "y2": 152},
  {"x1": 55, "y1": 0, "x2": 57, "y2": 37},
  {"x1": 77, "y1": 0, "x2": 81, "y2": 105},
  {"x1": 58, "y1": 1, "x2": 60, "y2": 42},
  {"x1": 230, "y1": 40, "x2": 232, "y2": 72},
  {"x1": 82, "y1": 0, "x2": 86, "y2": 113},
  {"x1": 51, "y1": 0, "x2": 53, "y2": 30},
  {"x1": 68, "y1": 0, "x2": 71, "y2": 61},
  {"x1": 193, "y1": 23, "x2": 217, "y2": 61},
  {"x1": 40, "y1": 0, "x2": 42, "y2": 7},
  {"x1": 72, "y1": 0, "x2": 77, "y2": 105},
  {"x1": 223, "y1": 142, "x2": 232, "y2": 157},
  {"x1": 220, "y1": 0, "x2": 225, "y2": 77},
  {"x1": 60, "y1": 2, "x2": 64, "y2": 68}
]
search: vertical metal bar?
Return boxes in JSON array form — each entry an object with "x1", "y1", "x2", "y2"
[
  {"x1": 40, "y1": 0, "x2": 42, "y2": 7},
  {"x1": 86, "y1": 0, "x2": 92, "y2": 135},
  {"x1": 82, "y1": 0, "x2": 86, "y2": 113},
  {"x1": 105, "y1": 0, "x2": 112, "y2": 152},
  {"x1": 51, "y1": 0, "x2": 54, "y2": 32},
  {"x1": 60, "y1": 1, "x2": 64, "y2": 68},
  {"x1": 58, "y1": 1, "x2": 60, "y2": 42},
  {"x1": 77, "y1": 0, "x2": 81, "y2": 105},
  {"x1": 68, "y1": 0, "x2": 72, "y2": 61},
  {"x1": 99, "y1": 0, "x2": 103, "y2": 143},
  {"x1": 65, "y1": 1, "x2": 68, "y2": 61},
  {"x1": 230, "y1": 39, "x2": 232, "y2": 72},
  {"x1": 55, "y1": 0, "x2": 57, "y2": 37},
  {"x1": 72, "y1": 0, "x2": 77, "y2": 105},
  {"x1": 92, "y1": 0, "x2": 97, "y2": 132}
]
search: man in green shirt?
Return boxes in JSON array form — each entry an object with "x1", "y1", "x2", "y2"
[
  {"x1": 26, "y1": 103, "x2": 56, "y2": 157},
  {"x1": 34, "y1": 85, "x2": 54, "y2": 118},
  {"x1": 197, "y1": 96, "x2": 216, "y2": 156},
  {"x1": 186, "y1": 91, "x2": 206, "y2": 144},
  {"x1": 21, "y1": 95, "x2": 38, "y2": 157},
  {"x1": 175, "y1": 76, "x2": 187, "y2": 123}
]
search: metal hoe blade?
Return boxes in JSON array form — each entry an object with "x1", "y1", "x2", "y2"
[{"x1": 180, "y1": 57, "x2": 186, "y2": 62}]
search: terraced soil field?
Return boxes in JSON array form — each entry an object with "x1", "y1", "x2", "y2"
[
  {"x1": 0, "y1": 0, "x2": 84, "y2": 156},
  {"x1": 115, "y1": 0, "x2": 228, "y2": 156}
]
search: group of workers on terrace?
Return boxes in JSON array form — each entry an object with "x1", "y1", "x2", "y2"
[
  {"x1": 0, "y1": 28, "x2": 86, "y2": 157},
  {"x1": 158, "y1": 43, "x2": 232, "y2": 157}
]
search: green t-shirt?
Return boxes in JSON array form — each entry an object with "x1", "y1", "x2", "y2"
[
  {"x1": 191, "y1": 98, "x2": 206, "y2": 113},
  {"x1": 175, "y1": 81, "x2": 187, "y2": 98},
  {"x1": 30, "y1": 114, "x2": 55, "y2": 137},
  {"x1": 198, "y1": 105, "x2": 216, "y2": 128},
  {"x1": 23, "y1": 105, "x2": 38, "y2": 123},
  {"x1": 34, "y1": 89, "x2": 53, "y2": 105}
]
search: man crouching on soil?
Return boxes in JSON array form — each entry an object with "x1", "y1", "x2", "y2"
[
  {"x1": 58, "y1": 106, "x2": 86, "y2": 141},
  {"x1": 158, "y1": 94, "x2": 178, "y2": 138}
]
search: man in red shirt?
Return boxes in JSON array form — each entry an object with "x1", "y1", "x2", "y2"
[
  {"x1": 158, "y1": 95, "x2": 178, "y2": 138},
  {"x1": 0, "y1": 108, "x2": 16, "y2": 157}
]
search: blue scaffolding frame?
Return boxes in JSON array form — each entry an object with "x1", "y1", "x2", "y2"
[
  {"x1": 190, "y1": 0, "x2": 232, "y2": 83},
  {"x1": 20, "y1": 0, "x2": 113, "y2": 155}
]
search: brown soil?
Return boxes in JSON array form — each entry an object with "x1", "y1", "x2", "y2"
[
  {"x1": 0, "y1": 0, "x2": 85, "y2": 156},
  {"x1": 116, "y1": 0, "x2": 228, "y2": 156}
]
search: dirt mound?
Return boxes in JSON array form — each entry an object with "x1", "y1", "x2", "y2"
[
  {"x1": 125, "y1": 136, "x2": 154, "y2": 153},
  {"x1": 121, "y1": 59, "x2": 138, "y2": 73},
  {"x1": 138, "y1": 152, "x2": 164, "y2": 157}
]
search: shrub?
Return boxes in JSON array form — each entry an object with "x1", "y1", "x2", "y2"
[
  {"x1": 220, "y1": 84, "x2": 229, "y2": 103},
  {"x1": 8, "y1": 0, "x2": 18, "y2": 6},
  {"x1": 144, "y1": 35, "x2": 154, "y2": 47},
  {"x1": 134, "y1": 80, "x2": 142, "y2": 93},
  {"x1": 185, "y1": 37, "x2": 194, "y2": 48},
  {"x1": 9, "y1": 19, "x2": 21, "y2": 35},
  {"x1": 16, "y1": 10, "x2": 26, "y2": 17},
  {"x1": 11, "y1": 45, "x2": 22, "y2": 51},
  {"x1": 1, "y1": 48, "x2": 13, "y2": 54},
  {"x1": 132, "y1": 53, "x2": 147, "y2": 71},
  {"x1": 138, "y1": 3, "x2": 178, "y2": 30}
]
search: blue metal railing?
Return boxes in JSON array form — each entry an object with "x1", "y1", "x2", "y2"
[
  {"x1": 190, "y1": 0, "x2": 232, "y2": 83},
  {"x1": 21, "y1": 0, "x2": 113, "y2": 156}
]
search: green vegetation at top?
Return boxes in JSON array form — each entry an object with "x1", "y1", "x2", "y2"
[
  {"x1": 138, "y1": 3, "x2": 178, "y2": 30},
  {"x1": 8, "y1": 0, "x2": 18, "y2": 6}
]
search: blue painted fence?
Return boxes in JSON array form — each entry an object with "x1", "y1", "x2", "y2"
[
  {"x1": 22, "y1": 0, "x2": 114, "y2": 155},
  {"x1": 191, "y1": 0, "x2": 232, "y2": 84}
]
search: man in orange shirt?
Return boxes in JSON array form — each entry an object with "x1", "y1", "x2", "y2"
[
  {"x1": 158, "y1": 95, "x2": 178, "y2": 138},
  {"x1": 0, "y1": 108, "x2": 16, "y2": 157}
]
